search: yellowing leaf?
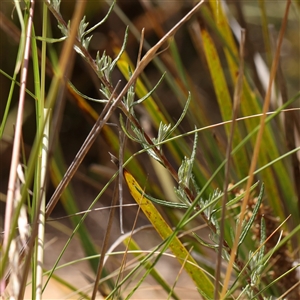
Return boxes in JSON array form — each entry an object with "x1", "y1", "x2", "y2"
[{"x1": 123, "y1": 169, "x2": 215, "y2": 299}]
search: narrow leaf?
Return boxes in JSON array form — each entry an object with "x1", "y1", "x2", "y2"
[
  {"x1": 135, "y1": 186, "x2": 188, "y2": 209},
  {"x1": 123, "y1": 169, "x2": 215, "y2": 298}
]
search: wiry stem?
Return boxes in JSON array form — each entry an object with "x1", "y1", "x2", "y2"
[
  {"x1": 214, "y1": 29, "x2": 245, "y2": 299},
  {"x1": 45, "y1": 0, "x2": 205, "y2": 218},
  {"x1": 221, "y1": 1, "x2": 291, "y2": 298}
]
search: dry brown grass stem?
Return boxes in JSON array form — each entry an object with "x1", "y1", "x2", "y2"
[
  {"x1": 2, "y1": 0, "x2": 35, "y2": 256},
  {"x1": 220, "y1": 0, "x2": 292, "y2": 298},
  {"x1": 45, "y1": 0, "x2": 205, "y2": 218},
  {"x1": 1, "y1": 0, "x2": 35, "y2": 295},
  {"x1": 214, "y1": 29, "x2": 246, "y2": 299}
]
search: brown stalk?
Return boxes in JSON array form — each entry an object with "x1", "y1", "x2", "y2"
[
  {"x1": 270, "y1": 26, "x2": 300, "y2": 214},
  {"x1": 119, "y1": 28, "x2": 146, "y2": 235},
  {"x1": 45, "y1": 0, "x2": 205, "y2": 218},
  {"x1": 2, "y1": 0, "x2": 35, "y2": 254},
  {"x1": 220, "y1": 1, "x2": 292, "y2": 298},
  {"x1": 1, "y1": 0, "x2": 35, "y2": 295},
  {"x1": 1, "y1": 1, "x2": 298, "y2": 297},
  {"x1": 91, "y1": 177, "x2": 119, "y2": 300},
  {"x1": 115, "y1": 177, "x2": 143, "y2": 298},
  {"x1": 214, "y1": 29, "x2": 246, "y2": 299},
  {"x1": 17, "y1": 1, "x2": 87, "y2": 299},
  {"x1": 45, "y1": 81, "x2": 119, "y2": 217},
  {"x1": 0, "y1": 1, "x2": 205, "y2": 293},
  {"x1": 91, "y1": 31, "x2": 146, "y2": 299},
  {"x1": 0, "y1": 0, "x2": 87, "y2": 295}
]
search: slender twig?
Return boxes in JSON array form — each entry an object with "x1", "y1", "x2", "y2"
[
  {"x1": 118, "y1": 129, "x2": 126, "y2": 234},
  {"x1": 44, "y1": 0, "x2": 114, "y2": 90},
  {"x1": 91, "y1": 177, "x2": 119, "y2": 300},
  {"x1": 277, "y1": 280, "x2": 300, "y2": 300},
  {"x1": 45, "y1": 0, "x2": 205, "y2": 218},
  {"x1": 220, "y1": 1, "x2": 291, "y2": 298},
  {"x1": 45, "y1": 81, "x2": 120, "y2": 218},
  {"x1": 118, "y1": 28, "x2": 146, "y2": 234},
  {"x1": 270, "y1": 25, "x2": 300, "y2": 209},
  {"x1": 115, "y1": 173, "x2": 143, "y2": 298},
  {"x1": 214, "y1": 29, "x2": 245, "y2": 299}
]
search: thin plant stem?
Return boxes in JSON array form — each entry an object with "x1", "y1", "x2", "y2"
[
  {"x1": 1, "y1": 1, "x2": 35, "y2": 295},
  {"x1": 35, "y1": 109, "x2": 50, "y2": 300},
  {"x1": 220, "y1": 1, "x2": 292, "y2": 298},
  {"x1": 45, "y1": 0, "x2": 205, "y2": 218},
  {"x1": 115, "y1": 182, "x2": 143, "y2": 298},
  {"x1": 17, "y1": 1, "x2": 87, "y2": 298},
  {"x1": 214, "y1": 29, "x2": 245, "y2": 299},
  {"x1": 45, "y1": 81, "x2": 120, "y2": 218},
  {"x1": 118, "y1": 28, "x2": 145, "y2": 234},
  {"x1": 91, "y1": 178, "x2": 119, "y2": 300}
]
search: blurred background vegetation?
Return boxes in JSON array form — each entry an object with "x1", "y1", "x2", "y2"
[{"x1": 0, "y1": 0, "x2": 299, "y2": 299}]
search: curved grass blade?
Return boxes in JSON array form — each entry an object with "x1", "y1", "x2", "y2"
[
  {"x1": 123, "y1": 168, "x2": 215, "y2": 298},
  {"x1": 200, "y1": 27, "x2": 248, "y2": 179}
]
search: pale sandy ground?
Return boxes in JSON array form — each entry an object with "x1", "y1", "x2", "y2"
[{"x1": 19, "y1": 226, "x2": 203, "y2": 299}]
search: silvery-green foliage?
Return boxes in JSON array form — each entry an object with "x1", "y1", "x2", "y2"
[
  {"x1": 58, "y1": 20, "x2": 70, "y2": 38},
  {"x1": 178, "y1": 156, "x2": 193, "y2": 188},
  {"x1": 49, "y1": 0, "x2": 61, "y2": 12},
  {"x1": 174, "y1": 161, "x2": 193, "y2": 206},
  {"x1": 95, "y1": 50, "x2": 112, "y2": 81},
  {"x1": 249, "y1": 250, "x2": 264, "y2": 287},
  {"x1": 78, "y1": 16, "x2": 93, "y2": 50},
  {"x1": 99, "y1": 84, "x2": 112, "y2": 100},
  {"x1": 174, "y1": 186, "x2": 190, "y2": 206},
  {"x1": 67, "y1": 81, "x2": 108, "y2": 103},
  {"x1": 123, "y1": 83, "x2": 135, "y2": 114},
  {"x1": 78, "y1": 16, "x2": 89, "y2": 41},
  {"x1": 125, "y1": 92, "x2": 192, "y2": 167},
  {"x1": 203, "y1": 191, "x2": 221, "y2": 226},
  {"x1": 193, "y1": 232, "x2": 219, "y2": 249},
  {"x1": 52, "y1": 1, "x2": 118, "y2": 79},
  {"x1": 131, "y1": 126, "x2": 163, "y2": 163},
  {"x1": 178, "y1": 129, "x2": 197, "y2": 188},
  {"x1": 132, "y1": 73, "x2": 166, "y2": 107},
  {"x1": 249, "y1": 220, "x2": 266, "y2": 285},
  {"x1": 174, "y1": 131, "x2": 198, "y2": 205},
  {"x1": 152, "y1": 122, "x2": 172, "y2": 152},
  {"x1": 243, "y1": 218, "x2": 267, "y2": 298},
  {"x1": 96, "y1": 27, "x2": 128, "y2": 83},
  {"x1": 57, "y1": 17, "x2": 90, "y2": 56},
  {"x1": 238, "y1": 183, "x2": 265, "y2": 250}
]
